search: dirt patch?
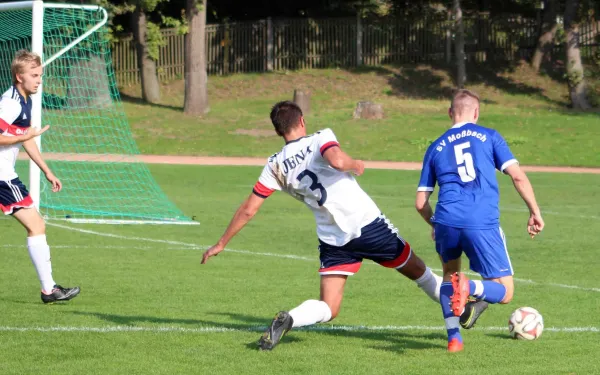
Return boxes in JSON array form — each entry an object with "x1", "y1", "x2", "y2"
[{"x1": 18, "y1": 153, "x2": 600, "y2": 174}]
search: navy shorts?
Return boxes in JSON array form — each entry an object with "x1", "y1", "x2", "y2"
[
  {"x1": 0, "y1": 178, "x2": 34, "y2": 215},
  {"x1": 434, "y1": 223, "x2": 513, "y2": 279},
  {"x1": 318, "y1": 215, "x2": 412, "y2": 275}
]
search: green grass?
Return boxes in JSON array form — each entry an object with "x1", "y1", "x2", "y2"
[
  {"x1": 117, "y1": 63, "x2": 600, "y2": 167},
  {"x1": 0, "y1": 165, "x2": 599, "y2": 374}
]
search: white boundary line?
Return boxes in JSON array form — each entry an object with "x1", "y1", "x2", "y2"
[
  {"x1": 0, "y1": 325, "x2": 597, "y2": 334},
  {"x1": 43, "y1": 222, "x2": 600, "y2": 294}
]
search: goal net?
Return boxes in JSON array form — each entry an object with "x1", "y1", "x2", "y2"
[{"x1": 0, "y1": 1, "x2": 195, "y2": 224}]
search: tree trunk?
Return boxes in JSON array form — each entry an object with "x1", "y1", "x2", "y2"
[
  {"x1": 131, "y1": 8, "x2": 161, "y2": 104},
  {"x1": 531, "y1": 0, "x2": 558, "y2": 72},
  {"x1": 293, "y1": 89, "x2": 310, "y2": 115},
  {"x1": 67, "y1": 55, "x2": 112, "y2": 109},
  {"x1": 184, "y1": 0, "x2": 209, "y2": 115},
  {"x1": 454, "y1": 0, "x2": 466, "y2": 88},
  {"x1": 564, "y1": 0, "x2": 591, "y2": 109}
]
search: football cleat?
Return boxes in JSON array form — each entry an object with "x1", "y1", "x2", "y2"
[
  {"x1": 450, "y1": 272, "x2": 470, "y2": 317},
  {"x1": 460, "y1": 299, "x2": 489, "y2": 329},
  {"x1": 447, "y1": 338, "x2": 464, "y2": 352},
  {"x1": 258, "y1": 311, "x2": 294, "y2": 351},
  {"x1": 41, "y1": 284, "x2": 80, "y2": 304}
]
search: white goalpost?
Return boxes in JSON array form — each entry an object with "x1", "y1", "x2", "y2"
[{"x1": 0, "y1": 1, "x2": 198, "y2": 225}]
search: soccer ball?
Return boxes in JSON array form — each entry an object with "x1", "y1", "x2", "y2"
[{"x1": 508, "y1": 307, "x2": 544, "y2": 340}]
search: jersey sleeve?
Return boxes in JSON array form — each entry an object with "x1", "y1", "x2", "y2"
[
  {"x1": 417, "y1": 145, "x2": 436, "y2": 192},
  {"x1": 252, "y1": 162, "x2": 282, "y2": 199},
  {"x1": 317, "y1": 128, "x2": 340, "y2": 156},
  {"x1": 492, "y1": 131, "x2": 518, "y2": 173},
  {"x1": 0, "y1": 98, "x2": 22, "y2": 132}
]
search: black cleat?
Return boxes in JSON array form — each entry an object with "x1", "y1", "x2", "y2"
[
  {"x1": 460, "y1": 299, "x2": 489, "y2": 329},
  {"x1": 258, "y1": 311, "x2": 294, "y2": 351},
  {"x1": 41, "y1": 284, "x2": 80, "y2": 304}
]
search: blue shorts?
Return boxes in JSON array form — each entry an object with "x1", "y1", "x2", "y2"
[
  {"x1": 434, "y1": 223, "x2": 513, "y2": 279},
  {"x1": 0, "y1": 178, "x2": 33, "y2": 215},
  {"x1": 318, "y1": 215, "x2": 412, "y2": 276}
]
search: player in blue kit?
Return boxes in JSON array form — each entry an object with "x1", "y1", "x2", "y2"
[{"x1": 415, "y1": 89, "x2": 544, "y2": 352}]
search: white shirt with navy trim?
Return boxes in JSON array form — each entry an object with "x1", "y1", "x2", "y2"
[
  {"x1": 0, "y1": 86, "x2": 33, "y2": 180},
  {"x1": 253, "y1": 128, "x2": 380, "y2": 246}
]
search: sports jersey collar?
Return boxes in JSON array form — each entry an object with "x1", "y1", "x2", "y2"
[
  {"x1": 12, "y1": 85, "x2": 28, "y2": 104},
  {"x1": 285, "y1": 135, "x2": 308, "y2": 145},
  {"x1": 451, "y1": 121, "x2": 473, "y2": 129}
]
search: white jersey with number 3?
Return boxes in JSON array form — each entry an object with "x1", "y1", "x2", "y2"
[{"x1": 253, "y1": 128, "x2": 380, "y2": 246}]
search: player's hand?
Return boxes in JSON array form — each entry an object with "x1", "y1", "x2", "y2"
[
  {"x1": 527, "y1": 213, "x2": 544, "y2": 238},
  {"x1": 352, "y1": 160, "x2": 365, "y2": 176},
  {"x1": 25, "y1": 125, "x2": 50, "y2": 140},
  {"x1": 201, "y1": 244, "x2": 224, "y2": 264},
  {"x1": 45, "y1": 172, "x2": 62, "y2": 192}
]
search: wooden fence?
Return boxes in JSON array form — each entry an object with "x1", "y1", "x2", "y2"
[{"x1": 111, "y1": 16, "x2": 600, "y2": 86}]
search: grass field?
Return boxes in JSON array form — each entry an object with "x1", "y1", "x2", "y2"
[
  {"x1": 1, "y1": 165, "x2": 599, "y2": 374},
  {"x1": 118, "y1": 62, "x2": 600, "y2": 167}
]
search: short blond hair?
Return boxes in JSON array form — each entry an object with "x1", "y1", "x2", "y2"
[
  {"x1": 11, "y1": 50, "x2": 42, "y2": 84},
  {"x1": 451, "y1": 89, "x2": 480, "y2": 116}
]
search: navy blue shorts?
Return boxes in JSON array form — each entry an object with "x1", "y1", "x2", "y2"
[
  {"x1": 0, "y1": 178, "x2": 33, "y2": 215},
  {"x1": 434, "y1": 223, "x2": 513, "y2": 279},
  {"x1": 318, "y1": 215, "x2": 412, "y2": 275}
]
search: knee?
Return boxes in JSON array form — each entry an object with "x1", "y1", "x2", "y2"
[
  {"x1": 500, "y1": 286, "x2": 514, "y2": 304},
  {"x1": 26, "y1": 220, "x2": 46, "y2": 237}
]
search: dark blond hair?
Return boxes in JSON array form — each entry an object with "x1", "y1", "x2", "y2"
[
  {"x1": 450, "y1": 89, "x2": 480, "y2": 116},
  {"x1": 11, "y1": 50, "x2": 42, "y2": 84}
]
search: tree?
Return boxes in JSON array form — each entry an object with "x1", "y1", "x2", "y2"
[
  {"x1": 184, "y1": 0, "x2": 209, "y2": 115},
  {"x1": 131, "y1": 3, "x2": 162, "y2": 104},
  {"x1": 564, "y1": 0, "x2": 591, "y2": 109},
  {"x1": 454, "y1": 0, "x2": 466, "y2": 88},
  {"x1": 532, "y1": 0, "x2": 558, "y2": 72}
]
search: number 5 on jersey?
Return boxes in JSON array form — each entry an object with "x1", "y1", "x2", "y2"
[
  {"x1": 454, "y1": 142, "x2": 477, "y2": 182},
  {"x1": 297, "y1": 169, "x2": 327, "y2": 206}
]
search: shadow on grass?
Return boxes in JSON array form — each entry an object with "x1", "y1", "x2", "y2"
[
  {"x1": 485, "y1": 332, "x2": 514, "y2": 340},
  {"x1": 119, "y1": 92, "x2": 182, "y2": 111},
  {"x1": 71, "y1": 310, "x2": 446, "y2": 352},
  {"x1": 345, "y1": 61, "x2": 565, "y2": 107}
]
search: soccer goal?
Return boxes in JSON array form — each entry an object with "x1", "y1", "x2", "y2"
[{"x1": 0, "y1": 1, "x2": 197, "y2": 225}]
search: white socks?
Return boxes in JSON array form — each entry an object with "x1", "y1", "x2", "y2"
[
  {"x1": 289, "y1": 299, "x2": 332, "y2": 328},
  {"x1": 471, "y1": 280, "x2": 484, "y2": 297},
  {"x1": 27, "y1": 235, "x2": 56, "y2": 293},
  {"x1": 414, "y1": 267, "x2": 442, "y2": 303}
]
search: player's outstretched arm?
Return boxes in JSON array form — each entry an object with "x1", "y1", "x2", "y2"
[
  {"x1": 504, "y1": 164, "x2": 544, "y2": 238},
  {"x1": 201, "y1": 193, "x2": 266, "y2": 264},
  {"x1": 0, "y1": 125, "x2": 49, "y2": 146},
  {"x1": 322, "y1": 146, "x2": 364, "y2": 176}
]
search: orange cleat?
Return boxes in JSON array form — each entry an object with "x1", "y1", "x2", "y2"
[
  {"x1": 450, "y1": 272, "x2": 470, "y2": 317},
  {"x1": 447, "y1": 338, "x2": 464, "y2": 352}
]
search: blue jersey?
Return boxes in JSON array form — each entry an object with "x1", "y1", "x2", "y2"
[{"x1": 417, "y1": 122, "x2": 517, "y2": 229}]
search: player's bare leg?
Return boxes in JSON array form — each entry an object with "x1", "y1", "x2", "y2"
[
  {"x1": 258, "y1": 275, "x2": 343, "y2": 351},
  {"x1": 12, "y1": 208, "x2": 80, "y2": 304},
  {"x1": 393, "y1": 249, "x2": 441, "y2": 303}
]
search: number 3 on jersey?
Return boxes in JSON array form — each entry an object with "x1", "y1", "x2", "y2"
[
  {"x1": 454, "y1": 142, "x2": 476, "y2": 182},
  {"x1": 297, "y1": 170, "x2": 327, "y2": 206}
]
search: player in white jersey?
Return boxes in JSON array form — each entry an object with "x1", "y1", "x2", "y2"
[
  {"x1": 0, "y1": 50, "x2": 80, "y2": 303},
  {"x1": 202, "y1": 101, "x2": 444, "y2": 351}
]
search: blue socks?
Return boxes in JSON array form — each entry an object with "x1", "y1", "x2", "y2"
[
  {"x1": 469, "y1": 279, "x2": 506, "y2": 304},
  {"x1": 440, "y1": 281, "x2": 462, "y2": 343}
]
